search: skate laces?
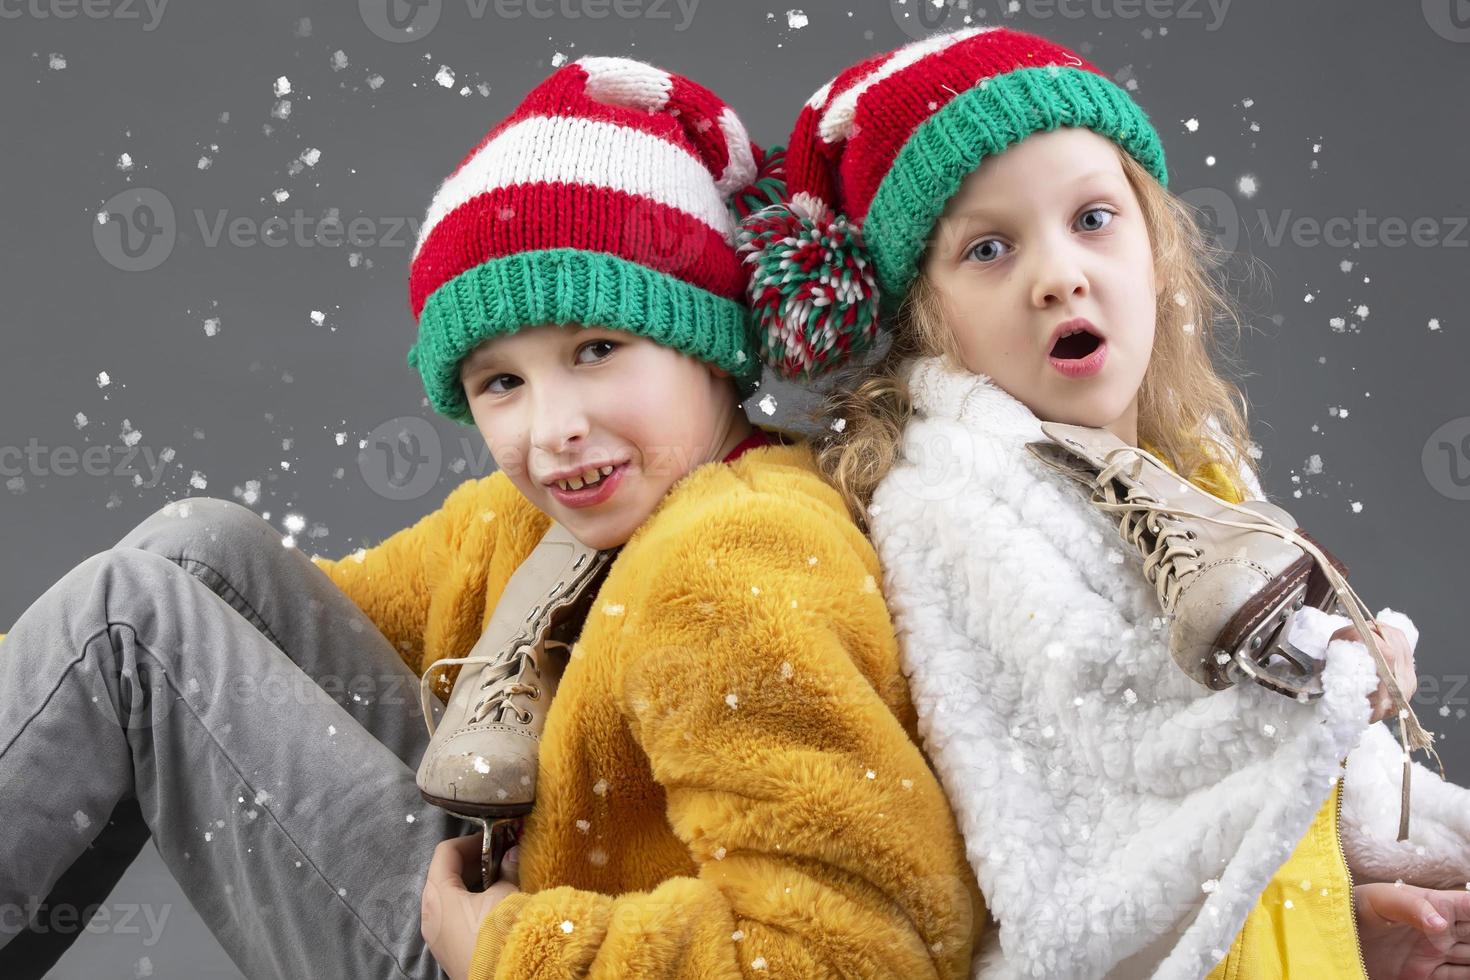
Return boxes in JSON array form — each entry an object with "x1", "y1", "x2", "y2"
[
  {"x1": 1043, "y1": 439, "x2": 1442, "y2": 841},
  {"x1": 419, "y1": 648, "x2": 541, "y2": 739}
]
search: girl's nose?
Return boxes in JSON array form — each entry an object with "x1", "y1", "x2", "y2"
[{"x1": 1030, "y1": 245, "x2": 1090, "y2": 308}]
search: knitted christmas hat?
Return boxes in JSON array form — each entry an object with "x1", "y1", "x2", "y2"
[
  {"x1": 738, "y1": 27, "x2": 1168, "y2": 381},
  {"x1": 407, "y1": 56, "x2": 782, "y2": 425}
]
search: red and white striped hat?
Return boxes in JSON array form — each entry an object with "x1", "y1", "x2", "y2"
[
  {"x1": 407, "y1": 56, "x2": 781, "y2": 424},
  {"x1": 738, "y1": 27, "x2": 1168, "y2": 381}
]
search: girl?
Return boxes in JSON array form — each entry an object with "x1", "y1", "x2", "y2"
[
  {"x1": 739, "y1": 27, "x2": 1470, "y2": 980},
  {"x1": 0, "y1": 58, "x2": 983, "y2": 980}
]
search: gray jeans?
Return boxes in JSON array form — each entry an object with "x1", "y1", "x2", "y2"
[{"x1": 0, "y1": 497, "x2": 477, "y2": 979}]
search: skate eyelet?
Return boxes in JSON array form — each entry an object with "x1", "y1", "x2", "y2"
[
  {"x1": 518, "y1": 709, "x2": 534, "y2": 725},
  {"x1": 527, "y1": 686, "x2": 541, "y2": 700},
  {"x1": 1185, "y1": 530, "x2": 1197, "y2": 540}
]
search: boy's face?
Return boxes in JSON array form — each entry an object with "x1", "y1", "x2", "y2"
[
  {"x1": 459, "y1": 324, "x2": 749, "y2": 549},
  {"x1": 920, "y1": 126, "x2": 1160, "y2": 446}
]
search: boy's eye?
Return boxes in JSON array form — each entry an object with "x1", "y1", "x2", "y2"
[
  {"x1": 576, "y1": 339, "x2": 619, "y2": 364},
  {"x1": 482, "y1": 373, "x2": 521, "y2": 395},
  {"x1": 965, "y1": 238, "x2": 1009, "y2": 264},
  {"x1": 1076, "y1": 207, "x2": 1115, "y2": 232}
]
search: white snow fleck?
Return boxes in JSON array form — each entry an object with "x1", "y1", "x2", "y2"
[
  {"x1": 786, "y1": 9, "x2": 808, "y2": 29},
  {"x1": 434, "y1": 65, "x2": 456, "y2": 88},
  {"x1": 117, "y1": 152, "x2": 134, "y2": 172},
  {"x1": 602, "y1": 602, "x2": 624, "y2": 616},
  {"x1": 330, "y1": 50, "x2": 349, "y2": 72},
  {"x1": 1429, "y1": 318, "x2": 1441, "y2": 332},
  {"x1": 551, "y1": 52, "x2": 568, "y2": 68},
  {"x1": 300, "y1": 147, "x2": 322, "y2": 167},
  {"x1": 725, "y1": 692, "x2": 740, "y2": 709},
  {"x1": 74, "y1": 412, "x2": 88, "y2": 429},
  {"x1": 592, "y1": 778, "x2": 610, "y2": 796},
  {"x1": 134, "y1": 956, "x2": 154, "y2": 978},
  {"x1": 273, "y1": 188, "x2": 290, "y2": 204},
  {"x1": 274, "y1": 76, "x2": 292, "y2": 97},
  {"x1": 189, "y1": 471, "x2": 208, "y2": 490},
  {"x1": 49, "y1": 53, "x2": 66, "y2": 70},
  {"x1": 473, "y1": 756, "x2": 491, "y2": 774},
  {"x1": 73, "y1": 810, "x2": 92, "y2": 831},
  {"x1": 310, "y1": 310, "x2": 325, "y2": 326},
  {"x1": 1305, "y1": 454, "x2": 1323, "y2": 475},
  {"x1": 283, "y1": 513, "x2": 306, "y2": 533},
  {"x1": 752, "y1": 957, "x2": 768, "y2": 970},
  {"x1": 732, "y1": 929, "x2": 745, "y2": 941},
  {"x1": 1350, "y1": 501, "x2": 1363, "y2": 514},
  {"x1": 1355, "y1": 304, "x2": 1370, "y2": 320},
  {"x1": 560, "y1": 920, "x2": 575, "y2": 933},
  {"x1": 327, "y1": 724, "x2": 337, "y2": 736},
  {"x1": 97, "y1": 370, "x2": 111, "y2": 388},
  {"x1": 714, "y1": 846, "x2": 727, "y2": 859},
  {"x1": 1183, "y1": 117, "x2": 1199, "y2": 132},
  {"x1": 367, "y1": 74, "x2": 385, "y2": 90},
  {"x1": 1236, "y1": 174, "x2": 1258, "y2": 198},
  {"x1": 758, "y1": 393, "x2": 778, "y2": 416}
]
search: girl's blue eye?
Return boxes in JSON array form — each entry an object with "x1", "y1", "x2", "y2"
[
  {"x1": 576, "y1": 339, "x2": 619, "y2": 364},
  {"x1": 966, "y1": 238, "x2": 1009, "y2": 263},
  {"x1": 1077, "y1": 207, "x2": 1114, "y2": 232}
]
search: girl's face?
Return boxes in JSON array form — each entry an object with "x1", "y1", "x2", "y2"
[
  {"x1": 920, "y1": 126, "x2": 1161, "y2": 445},
  {"x1": 460, "y1": 325, "x2": 751, "y2": 550}
]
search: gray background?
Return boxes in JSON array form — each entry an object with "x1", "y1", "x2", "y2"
[{"x1": 3, "y1": 0, "x2": 1467, "y2": 975}]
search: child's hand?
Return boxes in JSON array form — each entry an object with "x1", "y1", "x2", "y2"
[
  {"x1": 1330, "y1": 620, "x2": 1417, "y2": 724},
  {"x1": 1353, "y1": 881, "x2": 1470, "y2": 979},
  {"x1": 422, "y1": 832, "x2": 520, "y2": 980}
]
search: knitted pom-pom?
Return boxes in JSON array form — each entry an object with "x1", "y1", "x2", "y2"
[{"x1": 736, "y1": 192, "x2": 880, "y2": 381}]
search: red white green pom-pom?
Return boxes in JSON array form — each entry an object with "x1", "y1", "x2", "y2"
[{"x1": 736, "y1": 192, "x2": 880, "y2": 381}]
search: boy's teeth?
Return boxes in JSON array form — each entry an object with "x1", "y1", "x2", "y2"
[{"x1": 557, "y1": 464, "x2": 618, "y2": 492}]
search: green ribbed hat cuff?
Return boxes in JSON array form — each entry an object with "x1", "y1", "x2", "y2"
[
  {"x1": 865, "y1": 65, "x2": 1168, "y2": 313},
  {"x1": 407, "y1": 248, "x2": 762, "y2": 426}
]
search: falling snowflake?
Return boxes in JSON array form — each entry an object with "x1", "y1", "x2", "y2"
[
  {"x1": 274, "y1": 76, "x2": 292, "y2": 97},
  {"x1": 49, "y1": 53, "x2": 66, "y2": 70},
  {"x1": 1236, "y1": 174, "x2": 1258, "y2": 198},
  {"x1": 435, "y1": 65, "x2": 456, "y2": 88},
  {"x1": 758, "y1": 393, "x2": 778, "y2": 416},
  {"x1": 786, "y1": 9, "x2": 808, "y2": 29}
]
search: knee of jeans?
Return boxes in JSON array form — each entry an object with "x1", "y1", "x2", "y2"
[{"x1": 115, "y1": 496, "x2": 271, "y2": 565}]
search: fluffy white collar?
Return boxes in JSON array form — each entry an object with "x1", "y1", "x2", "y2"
[{"x1": 868, "y1": 355, "x2": 1466, "y2": 979}]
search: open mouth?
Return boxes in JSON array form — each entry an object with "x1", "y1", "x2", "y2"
[
  {"x1": 1050, "y1": 328, "x2": 1103, "y2": 360},
  {"x1": 551, "y1": 464, "x2": 619, "y2": 492}
]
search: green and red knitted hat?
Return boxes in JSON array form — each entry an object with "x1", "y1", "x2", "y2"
[
  {"x1": 407, "y1": 56, "x2": 784, "y2": 425},
  {"x1": 737, "y1": 27, "x2": 1168, "y2": 381}
]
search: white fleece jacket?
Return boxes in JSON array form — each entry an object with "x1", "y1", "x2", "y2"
[{"x1": 867, "y1": 355, "x2": 1467, "y2": 980}]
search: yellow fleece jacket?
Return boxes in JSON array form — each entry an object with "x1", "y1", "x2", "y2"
[{"x1": 308, "y1": 439, "x2": 985, "y2": 979}]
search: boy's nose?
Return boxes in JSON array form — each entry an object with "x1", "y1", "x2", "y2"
[{"x1": 529, "y1": 387, "x2": 591, "y2": 456}]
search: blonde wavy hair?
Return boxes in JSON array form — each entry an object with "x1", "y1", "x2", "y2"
[{"x1": 815, "y1": 144, "x2": 1264, "y2": 529}]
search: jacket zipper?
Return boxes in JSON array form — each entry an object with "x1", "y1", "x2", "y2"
[{"x1": 1335, "y1": 758, "x2": 1371, "y2": 979}]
